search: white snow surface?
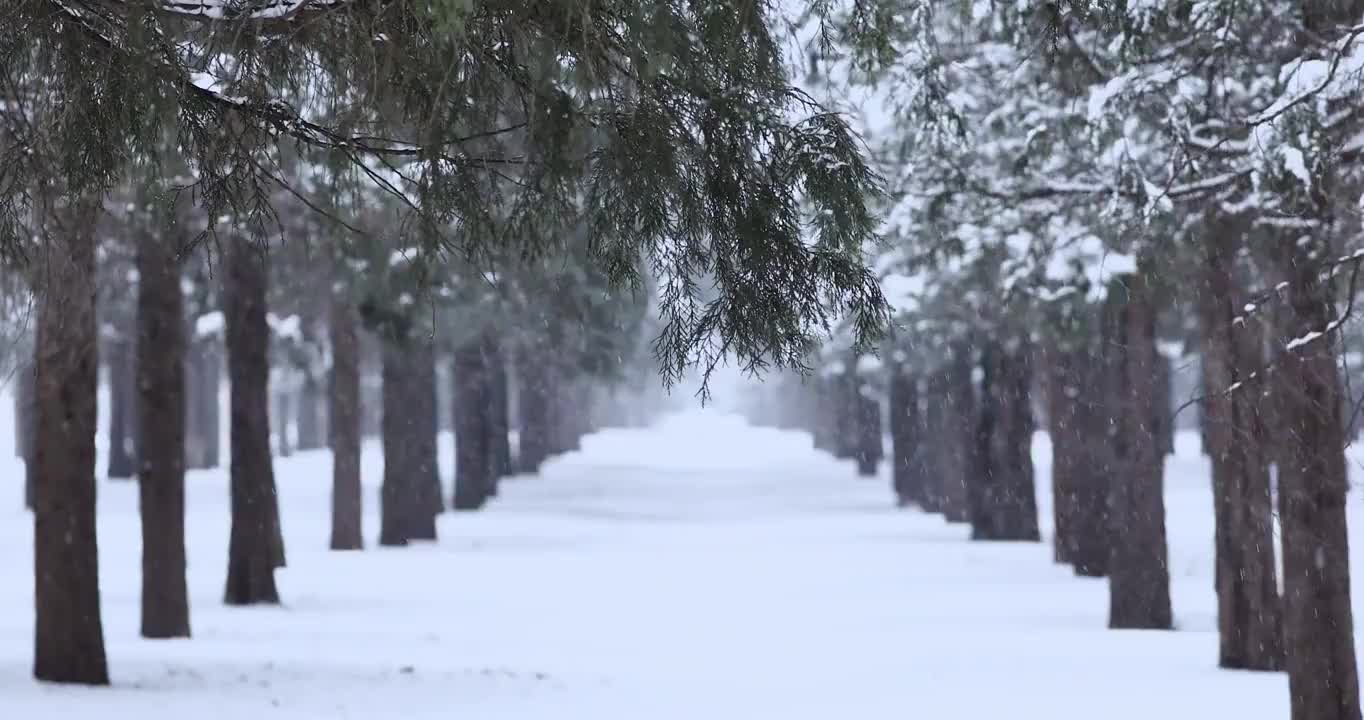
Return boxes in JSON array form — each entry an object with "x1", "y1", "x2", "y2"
[{"x1": 0, "y1": 400, "x2": 1315, "y2": 718}]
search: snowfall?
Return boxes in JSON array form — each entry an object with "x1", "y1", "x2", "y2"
[{"x1": 0, "y1": 384, "x2": 1339, "y2": 719}]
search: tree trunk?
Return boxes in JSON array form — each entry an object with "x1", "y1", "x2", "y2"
[
  {"x1": 1105, "y1": 270, "x2": 1173, "y2": 630},
  {"x1": 380, "y1": 341, "x2": 418, "y2": 545},
  {"x1": 852, "y1": 369, "x2": 882, "y2": 478},
  {"x1": 136, "y1": 227, "x2": 190, "y2": 639},
  {"x1": 969, "y1": 339, "x2": 1040, "y2": 541},
  {"x1": 1047, "y1": 341, "x2": 1082, "y2": 564},
  {"x1": 328, "y1": 298, "x2": 363, "y2": 551},
  {"x1": 453, "y1": 338, "x2": 492, "y2": 510},
  {"x1": 923, "y1": 358, "x2": 974, "y2": 519},
  {"x1": 888, "y1": 368, "x2": 923, "y2": 507},
  {"x1": 32, "y1": 194, "x2": 109, "y2": 685},
  {"x1": 106, "y1": 336, "x2": 136, "y2": 479},
  {"x1": 223, "y1": 240, "x2": 282, "y2": 605},
  {"x1": 516, "y1": 352, "x2": 550, "y2": 474},
  {"x1": 487, "y1": 335, "x2": 512, "y2": 487},
  {"x1": 1198, "y1": 230, "x2": 1282, "y2": 671},
  {"x1": 920, "y1": 368, "x2": 948, "y2": 513},
  {"x1": 1069, "y1": 344, "x2": 1111, "y2": 578},
  {"x1": 1268, "y1": 241, "x2": 1360, "y2": 719},
  {"x1": 412, "y1": 339, "x2": 441, "y2": 536}
]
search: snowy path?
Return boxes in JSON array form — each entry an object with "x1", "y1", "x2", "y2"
[{"x1": 1, "y1": 410, "x2": 1290, "y2": 718}]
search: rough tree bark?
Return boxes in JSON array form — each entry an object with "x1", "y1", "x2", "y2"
[
  {"x1": 328, "y1": 298, "x2": 363, "y2": 551},
  {"x1": 1198, "y1": 228, "x2": 1282, "y2": 671},
  {"x1": 32, "y1": 194, "x2": 109, "y2": 684},
  {"x1": 453, "y1": 337, "x2": 492, "y2": 510},
  {"x1": 1267, "y1": 240, "x2": 1360, "y2": 719},
  {"x1": 106, "y1": 334, "x2": 137, "y2": 479},
  {"x1": 888, "y1": 368, "x2": 923, "y2": 507},
  {"x1": 969, "y1": 339, "x2": 1040, "y2": 541},
  {"x1": 1105, "y1": 269, "x2": 1173, "y2": 630},
  {"x1": 223, "y1": 240, "x2": 282, "y2": 605},
  {"x1": 136, "y1": 227, "x2": 191, "y2": 639}
]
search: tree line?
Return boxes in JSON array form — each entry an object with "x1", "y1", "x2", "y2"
[{"x1": 744, "y1": 1, "x2": 1364, "y2": 719}]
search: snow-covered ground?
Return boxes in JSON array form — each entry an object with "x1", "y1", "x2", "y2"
[{"x1": 0, "y1": 397, "x2": 1309, "y2": 718}]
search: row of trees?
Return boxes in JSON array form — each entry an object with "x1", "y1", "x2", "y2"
[
  {"x1": 746, "y1": 2, "x2": 1364, "y2": 719},
  {"x1": 3, "y1": 0, "x2": 892, "y2": 689},
  {"x1": 11, "y1": 179, "x2": 661, "y2": 670}
]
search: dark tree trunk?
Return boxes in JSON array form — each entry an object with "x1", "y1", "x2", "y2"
[
  {"x1": 851, "y1": 368, "x2": 882, "y2": 478},
  {"x1": 1105, "y1": 270, "x2": 1173, "y2": 630},
  {"x1": 489, "y1": 349, "x2": 512, "y2": 484},
  {"x1": 483, "y1": 332, "x2": 510, "y2": 494},
  {"x1": 1068, "y1": 346, "x2": 1112, "y2": 578},
  {"x1": 412, "y1": 339, "x2": 441, "y2": 535},
  {"x1": 1046, "y1": 341, "x2": 1081, "y2": 564},
  {"x1": 1267, "y1": 241, "x2": 1360, "y2": 720},
  {"x1": 16, "y1": 361, "x2": 35, "y2": 509},
  {"x1": 920, "y1": 368, "x2": 948, "y2": 513},
  {"x1": 106, "y1": 336, "x2": 137, "y2": 479},
  {"x1": 516, "y1": 352, "x2": 550, "y2": 474},
  {"x1": 223, "y1": 240, "x2": 282, "y2": 605},
  {"x1": 888, "y1": 369, "x2": 923, "y2": 507},
  {"x1": 969, "y1": 340, "x2": 1040, "y2": 541},
  {"x1": 1198, "y1": 230, "x2": 1282, "y2": 671},
  {"x1": 453, "y1": 338, "x2": 492, "y2": 510},
  {"x1": 379, "y1": 342, "x2": 419, "y2": 545},
  {"x1": 854, "y1": 395, "x2": 881, "y2": 477},
  {"x1": 923, "y1": 355, "x2": 974, "y2": 521},
  {"x1": 943, "y1": 346, "x2": 976, "y2": 520},
  {"x1": 32, "y1": 195, "x2": 109, "y2": 685},
  {"x1": 328, "y1": 298, "x2": 363, "y2": 551},
  {"x1": 136, "y1": 228, "x2": 191, "y2": 639}
]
